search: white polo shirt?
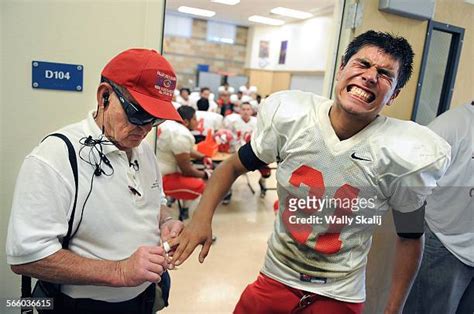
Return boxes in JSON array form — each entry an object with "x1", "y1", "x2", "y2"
[{"x1": 6, "y1": 111, "x2": 164, "y2": 302}]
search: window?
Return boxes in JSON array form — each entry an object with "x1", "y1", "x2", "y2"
[
  {"x1": 164, "y1": 14, "x2": 192, "y2": 38},
  {"x1": 207, "y1": 21, "x2": 236, "y2": 44}
]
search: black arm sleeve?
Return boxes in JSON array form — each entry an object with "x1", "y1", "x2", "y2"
[
  {"x1": 238, "y1": 142, "x2": 268, "y2": 171},
  {"x1": 392, "y1": 202, "x2": 425, "y2": 239}
]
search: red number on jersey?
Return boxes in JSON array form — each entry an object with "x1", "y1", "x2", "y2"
[
  {"x1": 196, "y1": 118, "x2": 205, "y2": 134},
  {"x1": 282, "y1": 165, "x2": 359, "y2": 254}
]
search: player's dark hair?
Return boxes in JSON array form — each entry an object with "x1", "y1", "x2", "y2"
[
  {"x1": 200, "y1": 87, "x2": 210, "y2": 94},
  {"x1": 197, "y1": 98, "x2": 209, "y2": 111},
  {"x1": 180, "y1": 87, "x2": 191, "y2": 95},
  {"x1": 177, "y1": 105, "x2": 196, "y2": 121},
  {"x1": 342, "y1": 30, "x2": 414, "y2": 89}
]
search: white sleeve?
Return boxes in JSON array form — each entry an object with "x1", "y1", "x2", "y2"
[
  {"x1": 388, "y1": 153, "x2": 450, "y2": 213},
  {"x1": 6, "y1": 156, "x2": 73, "y2": 264},
  {"x1": 170, "y1": 133, "x2": 195, "y2": 155},
  {"x1": 250, "y1": 94, "x2": 282, "y2": 164}
]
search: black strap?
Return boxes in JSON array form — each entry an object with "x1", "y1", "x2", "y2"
[
  {"x1": 20, "y1": 133, "x2": 78, "y2": 305},
  {"x1": 46, "y1": 134, "x2": 79, "y2": 249}
]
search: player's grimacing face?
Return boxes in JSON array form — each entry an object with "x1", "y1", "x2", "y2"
[{"x1": 335, "y1": 45, "x2": 401, "y2": 120}]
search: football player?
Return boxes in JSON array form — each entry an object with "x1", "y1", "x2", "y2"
[
  {"x1": 169, "y1": 31, "x2": 451, "y2": 313},
  {"x1": 224, "y1": 102, "x2": 271, "y2": 197},
  {"x1": 156, "y1": 106, "x2": 212, "y2": 220}
]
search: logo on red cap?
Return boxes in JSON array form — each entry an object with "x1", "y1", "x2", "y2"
[{"x1": 155, "y1": 71, "x2": 176, "y2": 98}]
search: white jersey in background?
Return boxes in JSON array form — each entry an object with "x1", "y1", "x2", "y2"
[
  {"x1": 172, "y1": 101, "x2": 181, "y2": 110},
  {"x1": 195, "y1": 110, "x2": 223, "y2": 135},
  {"x1": 239, "y1": 85, "x2": 257, "y2": 96},
  {"x1": 425, "y1": 102, "x2": 474, "y2": 266},
  {"x1": 156, "y1": 120, "x2": 195, "y2": 176},
  {"x1": 175, "y1": 96, "x2": 190, "y2": 107},
  {"x1": 251, "y1": 90, "x2": 450, "y2": 302},
  {"x1": 224, "y1": 115, "x2": 257, "y2": 141},
  {"x1": 223, "y1": 113, "x2": 241, "y2": 130}
]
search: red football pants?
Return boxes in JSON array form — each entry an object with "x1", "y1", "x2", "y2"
[
  {"x1": 162, "y1": 173, "x2": 205, "y2": 200},
  {"x1": 234, "y1": 273, "x2": 364, "y2": 314}
]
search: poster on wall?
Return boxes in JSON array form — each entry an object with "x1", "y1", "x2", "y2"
[
  {"x1": 258, "y1": 40, "x2": 270, "y2": 68},
  {"x1": 258, "y1": 40, "x2": 269, "y2": 58},
  {"x1": 278, "y1": 40, "x2": 288, "y2": 65}
]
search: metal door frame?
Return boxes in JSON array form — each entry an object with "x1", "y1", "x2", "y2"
[{"x1": 411, "y1": 20, "x2": 465, "y2": 121}]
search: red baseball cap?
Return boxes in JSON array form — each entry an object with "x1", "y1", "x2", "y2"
[{"x1": 101, "y1": 48, "x2": 182, "y2": 122}]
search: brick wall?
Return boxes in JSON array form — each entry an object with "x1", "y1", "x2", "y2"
[{"x1": 163, "y1": 19, "x2": 248, "y2": 89}]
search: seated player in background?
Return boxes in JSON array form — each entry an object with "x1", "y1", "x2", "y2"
[
  {"x1": 218, "y1": 82, "x2": 235, "y2": 94},
  {"x1": 223, "y1": 102, "x2": 271, "y2": 197},
  {"x1": 176, "y1": 87, "x2": 191, "y2": 107},
  {"x1": 222, "y1": 105, "x2": 241, "y2": 130},
  {"x1": 193, "y1": 100, "x2": 224, "y2": 142},
  {"x1": 239, "y1": 81, "x2": 257, "y2": 96},
  {"x1": 157, "y1": 106, "x2": 212, "y2": 220},
  {"x1": 217, "y1": 90, "x2": 234, "y2": 116},
  {"x1": 197, "y1": 87, "x2": 218, "y2": 113}
]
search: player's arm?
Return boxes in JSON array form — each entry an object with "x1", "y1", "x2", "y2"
[
  {"x1": 385, "y1": 205, "x2": 425, "y2": 314},
  {"x1": 168, "y1": 153, "x2": 247, "y2": 265},
  {"x1": 169, "y1": 143, "x2": 266, "y2": 265},
  {"x1": 190, "y1": 149, "x2": 206, "y2": 160},
  {"x1": 175, "y1": 152, "x2": 206, "y2": 178}
]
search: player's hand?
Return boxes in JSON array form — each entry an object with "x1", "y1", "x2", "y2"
[
  {"x1": 117, "y1": 246, "x2": 168, "y2": 286},
  {"x1": 203, "y1": 157, "x2": 214, "y2": 169},
  {"x1": 167, "y1": 215, "x2": 213, "y2": 266}
]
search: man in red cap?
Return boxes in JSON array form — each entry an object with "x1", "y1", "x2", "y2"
[{"x1": 6, "y1": 49, "x2": 183, "y2": 313}]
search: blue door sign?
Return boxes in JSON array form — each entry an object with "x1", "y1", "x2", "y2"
[{"x1": 32, "y1": 61, "x2": 84, "y2": 92}]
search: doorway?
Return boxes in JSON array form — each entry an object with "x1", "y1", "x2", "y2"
[{"x1": 412, "y1": 21, "x2": 465, "y2": 125}]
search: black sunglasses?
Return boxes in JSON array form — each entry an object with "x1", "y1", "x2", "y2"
[{"x1": 109, "y1": 84, "x2": 164, "y2": 127}]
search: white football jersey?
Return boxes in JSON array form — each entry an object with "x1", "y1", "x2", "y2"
[
  {"x1": 156, "y1": 120, "x2": 195, "y2": 176},
  {"x1": 175, "y1": 96, "x2": 190, "y2": 107},
  {"x1": 222, "y1": 113, "x2": 240, "y2": 129},
  {"x1": 195, "y1": 110, "x2": 223, "y2": 135},
  {"x1": 251, "y1": 90, "x2": 450, "y2": 302},
  {"x1": 224, "y1": 115, "x2": 257, "y2": 140}
]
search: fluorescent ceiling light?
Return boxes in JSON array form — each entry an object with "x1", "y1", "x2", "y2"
[
  {"x1": 211, "y1": 0, "x2": 240, "y2": 5},
  {"x1": 248, "y1": 15, "x2": 285, "y2": 26},
  {"x1": 178, "y1": 6, "x2": 216, "y2": 17},
  {"x1": 270, "y1": 7, "x2": 313, "y2": 19}
]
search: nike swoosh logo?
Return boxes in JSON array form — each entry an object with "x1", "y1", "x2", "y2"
[{"x1": 351, "y1": 152, "x2": 371, "y2": 161}]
